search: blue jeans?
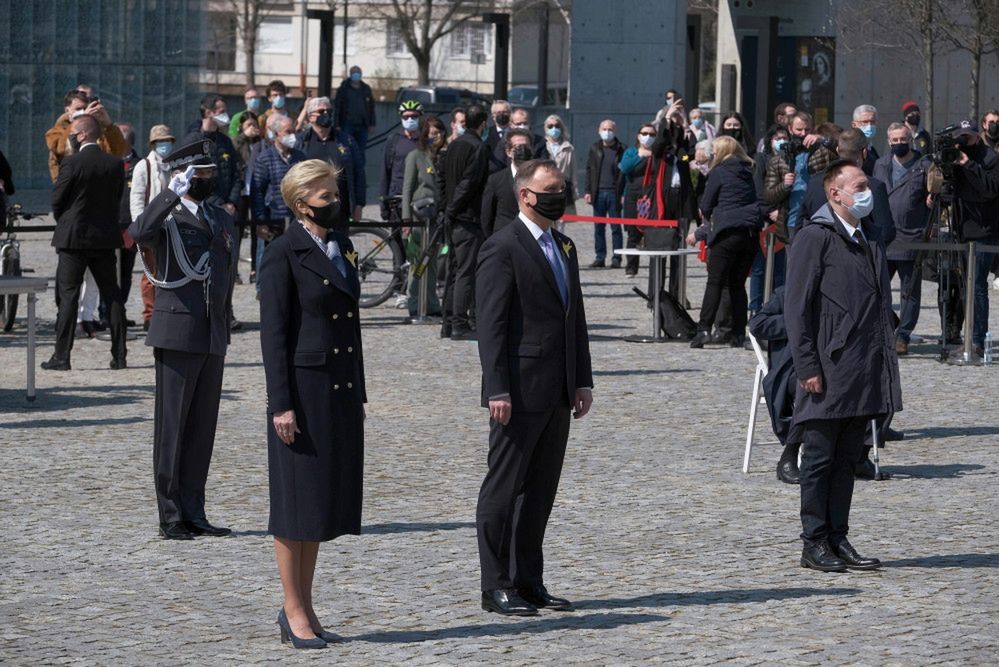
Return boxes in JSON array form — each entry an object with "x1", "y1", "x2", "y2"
[
  {"x1": 973, "y1": 248, "x2": 994, "y2": 347},
  {"x1": 749, "y1": 246, "x2": 786, "y2": 313},
  {"x1": 888, "y1": 260, "x2": 922, "y2": 343},
  {"x1": 344, "y1": 124, "x2": 369, "y2": 165},
  {"x1": 592, "y1": 190, "x2": 623, "y2": 261}
]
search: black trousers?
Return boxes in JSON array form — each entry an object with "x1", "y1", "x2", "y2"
[
  {"x1": 799, "y1": 416, "x2": 867, "y2": 547},
  {"x1": 476, "y1": 405, "x2": 571, "y2": 591},
  {"x1": 443, "y1": 223, "x2": 483, "y2": 331},
  {"x1": 697, "y1": 228, "x2": 757, "y2": 335},
  {"x1": 53, "y1": 249, "x2": 126, "y2": 362},
  {"x1": 153, "y1": 348, "x2": 225, "y2": 527}
]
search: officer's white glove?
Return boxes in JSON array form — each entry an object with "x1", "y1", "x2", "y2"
[{"x1": 169, "y1": 166, "x2": 195, "y2": 197}]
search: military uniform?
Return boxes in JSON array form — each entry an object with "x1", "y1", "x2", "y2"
[{"x1": 129, "y1": 141, "x2": 237, "y2": 538}]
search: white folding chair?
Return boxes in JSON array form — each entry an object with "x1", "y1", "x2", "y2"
[{"x1": 743, "y1": 332, "x2": 769, "y2": 473}]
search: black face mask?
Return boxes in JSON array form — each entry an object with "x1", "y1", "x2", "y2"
[
  {"x1": 68, "y1": 134, "x2": 82, "y2": 153},
  {"x1": 906, "y1": 113, "x2": 921, "y2": 127},
  {"x1": 722, "y1": 127, "x2": 743, "y2": 141},
  {"x1": 987, "y1": 122, "x2": 999, "y2": 140},
  {"x1": 890, "y1": 143, "x2": 910, "y2": 158},
  {"x1": 315, "y1": 110, "x2": 333, "y2": 128},
  {"x1": 526, "y1": 188, "x2": 567, "y2": 222},
  {"x1": 188, "y1": 177, "x2": 216, "y2": 202},
  {"x1": 495, "y1": 112, "x2": 510, "y2": 127},
  {"x1": 511, "y1": 144, "x2": 533, "y2": 164},
  {"x1": 306, "y1": 201, "x2": 341, "y2": 229}
]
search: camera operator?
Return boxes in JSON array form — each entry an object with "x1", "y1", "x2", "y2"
[{"x1": 947, "y1": 120, "x2": 999, "y2": 357}]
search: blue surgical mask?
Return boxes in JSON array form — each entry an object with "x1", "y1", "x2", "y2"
[
  {"x1": 456, "y1": 125, "x2": 466, "y2": 136},
  {"x1": 599, "y1": 130, "x2": 615, "y2": 142},
  {"x1": 772, "y1": 139, "x2": 787, "y2": 153},
  {"x1": 860, "y1": 124, "x2": 877, "y2": 140},
  {"x1": 691, "y1": 118, "x2": 704, "y2": 129},
  {"x1": 401, "y1": 117, "x2": 419, "y2": 131},
  {"x1": 154, "y1": 141, "x2": 173, "y2": 157},
  {"x1": 247, "y1": 97, "x2": 263, "y2": 113},
  {"x1": 846, "y1": 188, "x2": 874, "y2": 219},
  {"x1": 272, "y1": 95, "x2": 286, "y2": 109},
  {"x1": 546, "y1": 126, "x2": 561, "y2": 139},
  {"x1": 351, "y1": 72, "x2": 362, "y2": 82},
  {"x1": 638, "y1": 134, "x2": 655, "y2": 148}
]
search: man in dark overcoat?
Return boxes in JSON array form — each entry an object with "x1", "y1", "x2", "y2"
[
  {"x1": 129, "y1": 141, "x2": 237, "y2": 540},
  {"x1": 785, "y1": 161, "x2": 902, "y2": 572},
  {"x1": 474, "y1": 159, "x2": 593, "y2": 616}
]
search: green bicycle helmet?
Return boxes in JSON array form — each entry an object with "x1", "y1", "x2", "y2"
[{"x1": 398, "y1": 99, "x2": 424, "y2": 114}]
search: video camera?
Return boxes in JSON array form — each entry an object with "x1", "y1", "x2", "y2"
[{"x1": 930, "y1": 125, "x2": 963, "y2": 182}]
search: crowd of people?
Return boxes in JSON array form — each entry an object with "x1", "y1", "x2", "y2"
[{"x1": 9, "y1": 71, "x2": 999, "y2": 648}]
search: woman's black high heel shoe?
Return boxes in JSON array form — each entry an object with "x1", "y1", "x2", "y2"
[
  {"x1": 314, "y1": 629, "x2": 344, "y2": 643},
  {"x1": 277, "y1": 609, "x2": 327, "y2": 649}
]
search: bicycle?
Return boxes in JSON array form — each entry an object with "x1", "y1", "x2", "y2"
[
  {"x1": 348, "y1": 196, "x2": 407, "y2": 308},
  {"x1": 1, "y1": 204, "x2": 42, "y2": 331}
]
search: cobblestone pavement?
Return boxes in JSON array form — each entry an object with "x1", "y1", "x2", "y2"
[{"x1": 2, "y1": 212, "x2": 998, "y2": 665}]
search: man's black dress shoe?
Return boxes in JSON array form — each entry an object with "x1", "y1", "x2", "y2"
[
  {"x1": 109, "y1": 358, "x2": 127, "y2": 370},
  {"x1": 855, "y1": 458, "x2": 877, "y2": 480},
  {"x1": 518, "y1": 585, "x2": 574, "y2": 611},
  {"x1": 831, "y1": 540, "x2": 882, "y2": 570},
  {"x1": 883, "y1": 428, "x2": 904, "y2": 442},
  {"x1": 159, "y1": 522, "x2": 195, "y2": 540},
  {"x1": 777, "y1": 457, "x2": 800, "y2": 484},
  {"x1": 184, "y1": 520, "x2": 232, "y2": 537},
  {"x1": 481, "y1": 589, "x2": 539, "y2": 616},
  {"x1": 800, "y1": 542, "x2": 848, "y2": 572},
  {"x1": 41, "y1": 357, "x2": 71, "y2": 371},
  {"x1": 450, "y1": 329, "x2": 478, "y2": 341},
  {"x1": 689, "y1": 330, "x2": 711, "y2": 349}
]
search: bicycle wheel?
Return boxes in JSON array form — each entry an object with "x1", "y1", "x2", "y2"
[
  {"x1": 349, "y1": 227, "x2": 404, "y2": 308},
  {"x1": 0, "y1": 248, "x2": 20, "y2": 332}
]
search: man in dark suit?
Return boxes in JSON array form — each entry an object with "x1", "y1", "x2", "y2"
[
  {"x1": 475, "y1": 159, "x2": 594, "y2": 616},
  {"x1": 43, "y1": 114, "x2": 127, "y2": 371},
  {"x1": 480, "y1": 128, "x2": 533, "y2": 238},
  {"x1": 129, "y1": 141, "x2": 237, "y2": 540},
  {"x1": 785, "y1": 161, "x2": 902, "y2": 573},
  {"x1": 441, "y1": 104, "x2": 491, "y2": 340},
  {"x1": 490, "y1": 107, "x2": 547, "y2": 173}
]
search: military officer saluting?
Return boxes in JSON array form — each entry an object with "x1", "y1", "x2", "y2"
[{"x1": 129, "y1": 140, "x2": 238, "y2": 540}]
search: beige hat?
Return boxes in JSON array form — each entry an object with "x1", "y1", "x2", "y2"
[{"x1": 148, "y1": 124, "x2": 175, "y2": 145}]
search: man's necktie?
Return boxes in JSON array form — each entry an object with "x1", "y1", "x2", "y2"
[{"x1": 540, "y1": 232, "x2": 568, "y2": 306}]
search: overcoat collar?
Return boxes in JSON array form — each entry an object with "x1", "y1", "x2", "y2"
[{"x1": 287, "y1": 221, "x2": 359, "y2": 299}]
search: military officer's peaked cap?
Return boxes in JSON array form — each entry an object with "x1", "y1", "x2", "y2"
[{"x1": 164, "y1": 139, "x2": 217, "y2": 171}]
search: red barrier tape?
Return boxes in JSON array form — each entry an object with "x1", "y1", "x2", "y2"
[{"x1": 561, "y1": 214, "x2": 679, "y2": 228}]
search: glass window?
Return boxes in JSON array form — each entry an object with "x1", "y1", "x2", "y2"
[
  {"x1": 258, "y1": 16, "x2": 294, "y2": 55},
  {"x1": 449, "y1": 24, "x2": 492, "y2": 60},
  {"x1": 386, "y1": 20, "x2": 408, "y2": 57}
]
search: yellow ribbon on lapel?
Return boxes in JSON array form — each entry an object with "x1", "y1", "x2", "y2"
[
  {"x1": 345, "y1": 249, "x2": 358, "y2": 268},
  {"x1": 561, "y1": 241, "x2": 573, "y2": 256}
]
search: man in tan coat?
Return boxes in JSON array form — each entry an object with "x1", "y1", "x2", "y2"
[{"x1": 45, "y1": 87, "x2": 127, "y2": 182}]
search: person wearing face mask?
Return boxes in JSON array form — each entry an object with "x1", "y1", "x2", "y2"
[
  {"x1": 129, "y1": 124, "x2": 174, "y2": 331},
  {"x1": 851, "y1": 104, "x2": 880, "y2": 176},
  {"x1": 492, "y1": 108, "x2": 547, "y2": 173},
  {"x1": 251, "y1": 114, "x2": 307, "y2": 292},
  {"x1": 333, "y1": 66, "x2": 376, "y2": 157},
  {"x1": 584, "y1": 119, "x2": 625, "y2": 267},
  {"x1": 298, "y1": 96, "x2": 366, "y2": 230},
  {"x1": 784, "y1": 160, "x2": 901, "y2": 573},
  {"x1": 718, "y1": 112, "x2": 755, "y2": 157},
  {"x1": 901, "y1": 101, "x2": 932, "y2": 155},
  {"x1": 449, "y1": 106, "x2": 468, "y2": 143},
  {"x1": 229, "y1": 86, "x2": 264, "y2": 140},
  {"x1": 474, "y1": 158, "x2": 593, "y2": 618},
  {"x1": 542, "y1": 114, "x2": 576, "y2": 232},
  {"x1": 45, "y1": 87, "x2": 128, "y2": 182},
  {"x1": 44, "y1": 113, "x2": 127, "y2": 372},
  {"x1": 182, "y1": 93, "x2": 242, "y2": 219},
  {"x1": 481, "y1": 128, "x2": 534, "y2": 238},
  {"x1": 979, "y1": 109, "x2": 999, "y2": 153},
  {"x1": 873, "y1": 122, "x2": 932, "y2": 356},
  {"x1": 234, "y1": 113, "x2": 265, "y2": 284},
  {"x1": 128, "y1": 141, "x2": 238, "y2": 541},
  {"x1": 258, "y1": 79, "x2": 290, "y2": 133},
  {"x1": 686, "y1": 108, "x2": 716, "y2": 145},
  {"x1": 259, "y1": 160, "x2": 365, "y2": 649}
]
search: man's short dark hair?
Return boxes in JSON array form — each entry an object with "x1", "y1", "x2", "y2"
[
  {"x1": 450, "y1": 106, "x2": 466, "y2": 119},
  {"x1": 64, "y1": 89, "x2": 89, "y2": 107},
  {"x1": 266, "y1": 80, "x2": 288, "y2": 96},
  {"x1": 72, "y1": 114, "x2": 101, "y2": 141},
  {"x1": 823, "y1": 158, "x2": 858, "y2": 192},
  {"x1": 465, "y1": 104, "x2": 488, "y2": 131},
  {"x1": 837, "y1": 128, "x2": 867, "y2": 156},
  {"x1": 200, "y1": 93, "x2": 224, "y2": 117},
  {"x1": 505, "y1": 127, "x2": 532, "y2": 145},
  {"x1": 514, "y1": 159, "x2": 563, "y2": 193},
  {"x1": 774, "y1": 102, "x2": 794, "y2": 123}
]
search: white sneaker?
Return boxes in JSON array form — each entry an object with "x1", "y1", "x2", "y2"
[{"x1": 393, "y1": 293, "x2": 408, "y2": 309}]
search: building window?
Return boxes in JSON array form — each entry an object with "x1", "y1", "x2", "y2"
[
  {"x1": 386, "y1": 20, "x2": 409, "y2": 57},
  {"x1": 206, "y1": 12, "x2": 237, "y2": 72},
  {"x1": 334, "y1": 20, "x2": 357, "y2": 57},
  {"x1": 449, "y1": 23, "x2": 492, "y2": 60},
  {"x1": 259, "y1": 16, "x2": 294, "y2": 55}
]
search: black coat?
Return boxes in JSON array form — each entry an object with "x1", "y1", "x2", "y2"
[
  {"x1": 442, "y1": 132, "x2": 491, "y2": 226},
  {"x1": 476, "y1": 218, "x2": 593, "y2": 411},
  {"x1": 748, "y1": 287, "x2": 804, "y2": 446},
  {"x1": 333, "y1": 78, "x2": 376, "y2": 129},
  {"x1": 950, "y1": 144, "x2": 999, "y2": 241},
  {"x1": 259, "y1": 221, "x2": 365, "y2": 542},
  {"x1": 480, "y1": 167, "x2": 520, "y2": 237},
  {"x1": 490, "y1": 133, "x2": 547, "y2": 173},
  {"x1": 51, "y1": 145, "x2": 125, "y2": 250},
  {"x1": 181, "y1": 128, "x2": 243, "y2": 209},
  {"x1": 872, "y1": 152, "x2": 931, "y2": 261},
  {"x1": 584, "y1": 139, "x2": 625, "y2": 199},
  {"x1": 129, "y1": 190, "x2": 237, "y2": 356},
  {"x1": 695, "y1": 158, "x2": 765, "y2": 245},
  {"x1": 784, "y1": 204, "x2": 902, "y2": 424},
  {"x1": 799, "y1": 173, "x2": 896, "y2": 247}
]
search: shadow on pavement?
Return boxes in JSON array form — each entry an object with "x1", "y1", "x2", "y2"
[
  {"x1": 363, "y1": 521, "x2": 474, "y2": 535},
  {"x1": 0, "y1": 385, "x2": 154, "y2": 411},
  {"x1": 350, "y1": 612, "x2": 670, "y2": 643},
  {"x1": 573, "y1": 586, "x2": 861, "y2": 611},
  {"x1": 0, "y1": 415, "x2": 149, "y2": 429},
  {"x1": 886, "y1": 553, "x2": 999, "y2": 568},
  {"x1": 884, "y1": 463, "x2": 985, "y2": 479},
  {"x1": 593, "y1": 368, "x2": 698, "y2": 376},
  {"x1": 904, "y1": 426, "x2": 999, "y2": 438}
]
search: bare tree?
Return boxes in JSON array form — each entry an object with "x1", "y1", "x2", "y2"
[
  {"x1": 377, "y1": 0, "x2": 492, "y2": 85},
  {"x1": 936, "y1": 0, "x2": 999, "y2": 120},
  {"x1": 227, "y1": 0, "x2": 282, "y2": 89}
]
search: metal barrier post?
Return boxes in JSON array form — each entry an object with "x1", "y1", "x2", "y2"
[
  {"x1": 763, "y1": 231, "x2": 776, "y2": 304},
  {"x1": 963, "y1": 241, "x2": 977, "y2": 363},
  {"x1": 417, "y1": 221, "x2": 429, "y2": 319}
]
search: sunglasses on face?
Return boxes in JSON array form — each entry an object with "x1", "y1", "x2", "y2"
[
  {"x1": 546, "y1": 124, "x2": 560, "y2": 129},
  {"x1": 402, "y1": 113, "x2": 420, "y2": 120},
  {"x1": 639, "y1": 131, "x2": 655, "y2": 136}
]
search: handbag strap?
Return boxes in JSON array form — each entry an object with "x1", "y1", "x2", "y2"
[
  {"x1": 654, "y1": 158, "x2": 668, "y2": 219},
  {"x1": 641, "y1": 155, "x2": 654, "y2": 189}
]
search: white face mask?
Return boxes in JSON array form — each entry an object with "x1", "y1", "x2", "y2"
[
  {"x1": 401, "y1": 117, "x2": 420, "y2": 131},
  {"x1": 213, "y1": 112, "x2": 230, "y2": 126},
  {"x1": 638, "y1": 134, "x2": 655, "y2": 147},
  {"x1": 513, "y1": 123, "x2": 529, "y2": 130},
  {"x1": 599, "y1": 130, "x2": 615, "y2": 142},
  {"x1": 279, "y1": 133, "x2": 297, "y2": 149},
  {"x1": 845, "y1": 188, "x2": 874, "y2": 219}
]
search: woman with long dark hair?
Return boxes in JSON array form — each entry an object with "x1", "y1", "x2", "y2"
[{"x1": 719, "y1": 111, "x2": 756, "y2": 158}]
